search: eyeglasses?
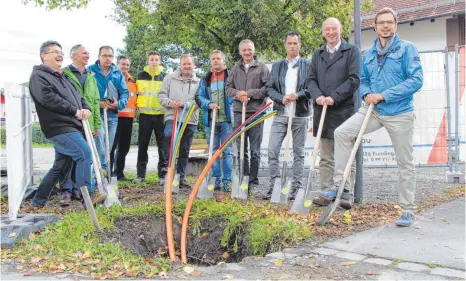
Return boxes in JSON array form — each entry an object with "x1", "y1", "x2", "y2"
[
  {"x1": 100, "y1": 54, "x2": 114, "y2": 58},
  {"x1": 376, "y1": 20, "x2": 396, "y2": 26},
  {"x1": 46, "y1": 50, "x2": 64, "y2": 56}
]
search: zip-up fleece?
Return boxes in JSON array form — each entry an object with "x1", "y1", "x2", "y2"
[
  {"x1": 226, "y1": 59, "x2": 269, "y2": 113},
  {"x1": 159, "y1": 70, "x2": 200, "y2": 125},
  {"x1": 62, "y1": 66, "x2": 101, "y2": 132},
  {"x1": 29, "y1": 65, "x2": 90, "y2": 138},
  {"x1": 136, "y1": 65, "x2": 165, "y2": 115},
  {"x1": 88, "y1": 61, "x2": 129, "y2": 118}
]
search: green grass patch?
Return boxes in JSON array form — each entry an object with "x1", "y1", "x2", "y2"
[{"x1": 3, "y1": 199, "x2": 313, "y2": 278}]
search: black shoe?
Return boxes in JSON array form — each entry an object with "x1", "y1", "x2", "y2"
[
  {"x1": 262, "y1": 188, "x2": 273, "y2": 201},
  {"x1": 60, "y1": 192, "x2": 71, "y2": 207},
  {"x1": 179, "y1": 179, "x2": 190, "y2": 189},
  {"x1": 289, "y1": 188, "x2": 298, "y2": 201},
  {"x1": 71, "y1": 189, "x2": 82, "y2": 200},
  {"x1": 117, "y1": 175, "x2": 130, "y2": 181}
]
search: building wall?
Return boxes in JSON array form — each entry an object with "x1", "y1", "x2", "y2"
[{"x1": 350, "y1": 16, "x2": 451, "y2": 52}]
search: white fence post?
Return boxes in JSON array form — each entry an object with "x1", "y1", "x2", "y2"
[{"x1": 5, "y1": 82, "x2": 34, "y2": 220}]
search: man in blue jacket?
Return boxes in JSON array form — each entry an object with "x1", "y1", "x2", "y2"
[
  {"x1": 88, "y1": 46, "x2": 129, "y2": 173},
  {"x1": 195, "y1": 50, "x2": 234, "y2": 191},
  {"x1": 316, "y1": 7, "x2": 423, "y2": 227}
]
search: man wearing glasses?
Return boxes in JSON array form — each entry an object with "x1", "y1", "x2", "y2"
[
  {"x1": 88, "y1": 46, "x2": 129, "y2": 177},
  {"x1": 28, "y1": 41, "x2": 93, "y2": 208},
  {"x1": 315, "y1": 7, "x2": 423, "y2": 227}
]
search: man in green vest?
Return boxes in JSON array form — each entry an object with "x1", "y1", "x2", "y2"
[{"x1": 58, "y1": 44, "x2": 105, "y2": 206}]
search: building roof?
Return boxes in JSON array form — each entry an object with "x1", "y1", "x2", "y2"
[{"x1": 361, "y1": 0, "x2": 465, "y2": 30}]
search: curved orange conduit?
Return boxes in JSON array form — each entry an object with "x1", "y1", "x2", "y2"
[{"x1": 180, "y1": 110, "x2": 277, "y2": 263}]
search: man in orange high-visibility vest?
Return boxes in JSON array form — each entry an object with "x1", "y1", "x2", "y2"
[{"x1": 110, "y1": 55, "x2": 138, "y2": 181}]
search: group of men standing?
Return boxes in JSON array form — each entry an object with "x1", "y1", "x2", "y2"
[{"x1": 28, "y1": 7, "x2": 422, "y2": 227}]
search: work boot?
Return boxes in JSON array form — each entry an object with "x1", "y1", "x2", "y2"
[
  {"x1": 59, "y1": 192, "x2": 71, "y2": 207},
  {"x1": 71, "y1": 189, "x2": 82, "y2": 200},
  {"x1": 339, "y1": 191, "x2": 353, "y2": 210},
  {"x1": 395, "y1": 211, "x2": 414, "y2": 227},
  {"x1": 91, "y1": 190, "x2": 107, "y2": 205}
]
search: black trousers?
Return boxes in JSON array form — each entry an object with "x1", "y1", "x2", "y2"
[
  {"x1": 110, "y1": 117, "x2": 134, "y2": 178},
  {"x1": 136, "y1": 114, "x2": 167, "y2": 178}
]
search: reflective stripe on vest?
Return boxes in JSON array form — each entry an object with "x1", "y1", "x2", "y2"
[
  {"x1": 138, "y1": 107, "x2": 165, "y2": 114},
  {"x1": 121, "y1": 108, "x2": 136, "y2": 113}
]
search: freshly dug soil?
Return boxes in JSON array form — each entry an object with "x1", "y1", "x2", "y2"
[{"x1": 101, "y1": 215, "x2": 248, "y2": 265}]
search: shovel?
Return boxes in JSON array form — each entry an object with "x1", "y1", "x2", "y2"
[
  {"x1": 270, "y1": 101, "x2": 295, "y2": 204},
  {"x1": 290, "y1": 104, "x2": 327, "y2": 216},
  {"x1": 83, "y1": 120, "x2": 119, "y2": 207},
  {"x1": 316, "y1": 103, "x2": 374, "y2": 226},
  {"x1": 197, "y1": 109, "x2": 217, "y2": 198},
  {"x1": 103, "y1": 107, "x2": 119, "y2": 199},
  {"x1": 164, "y1": 106, "x2": 185, "y2": 195},
  {"x1": 231, "y1": 102, "x2": 249, "y2": 199}
]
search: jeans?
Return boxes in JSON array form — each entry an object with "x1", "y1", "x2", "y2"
[
  {"x1": 136, "y1": 114, "x2": 167, "y2": 179},
  {"x1": 163, "y1": 120, "x2": 197, "y2": 180},
  {"x1": 234, "y1": 113, "x2": 263, "y2": 185},
  {"x1": 95, "y1": 114, "x2": 118, "y2": 171},
  {"x1": 205, "y1": 122, "x2": 233, "y2": 182},
  {"x1": 31, "y1": 131, "x2": 92, "y2": 206},
  {"x1": 110, "y1": 117, "x2": 134, "y2": 179},
  {"x1": 267, "y1": 116, "x2": 307, "y2": 189}
]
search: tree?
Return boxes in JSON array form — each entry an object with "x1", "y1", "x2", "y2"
[
  {"x1": 112, "y1": 0, "x2": 369, "y2": 62},
  {"x1": 22, "y1": 0, "x2": 89, "y2": 10}
]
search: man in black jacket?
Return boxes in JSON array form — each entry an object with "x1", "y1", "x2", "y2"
[
  {"x1": 29, "y1": 40, "x2": 99, "y2": 207},
  {"x1": 307, "y1": 18, "x2": 361, "y2": 208},
  {"x1": 263, "y1": 31, "x2": 312, "y2": 200}
]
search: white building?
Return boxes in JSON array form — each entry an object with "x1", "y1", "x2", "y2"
[{"x1": 349, "y1": 0, "x2": 465, "y2": 52}]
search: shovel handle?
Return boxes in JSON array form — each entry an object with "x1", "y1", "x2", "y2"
[
  {"x1": 208, "y1": 109, "x2": 217, "y2": 160},
  {"x1": 239, "y1": 102, "x2": 246, "y2": 175},
  {"x1": 310, "y1": 104, "x2": 327, "y2": 170},
  {"x1": 103, "y1": 108, "x2": 111, "y2": 182},
  {"x1": 283, "y1": 101, "x2": 295, "y2": 163},
  {"x1": 82, "y1": 120, "x2": 106, "y2": 195}
]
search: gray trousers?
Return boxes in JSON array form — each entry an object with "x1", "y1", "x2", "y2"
[
  {"x1": 334, "y1": 104, "x2": 416, "y2": 211},
  {"x1": 320, "y1": 138, "x2": 356, "y2": 192},
  {"x1": 268, "y1": 116, "x2": 308, "y2": 189}
]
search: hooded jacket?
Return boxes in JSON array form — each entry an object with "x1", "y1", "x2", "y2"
[
  {"x1": 136, "y1": 65, "x2": 165, "y2": 115},
  {"x1": 88, "y1": 61, "x2": 129, "y2": 118},
  {"x1": 29, "y1": 65, "x2": 90, "y2": 138}
]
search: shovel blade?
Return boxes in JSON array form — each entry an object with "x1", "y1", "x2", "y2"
[
  {"x1": 230, "y1": 170, "x2": 240, "y2": 198},
  {"x1": 104, "y1": 179, "x2": 121, "y2": 208},
  {"x1": 197, "y1": 174, "x2": 215, "y2": 199},
  {"x1": 270, "y1": 178, "x2": 290, "y2": 204},
  {"x1": 164, "y1": 173, "x2": 180, "y2": 194},
  {"x1": 237, "y1": 175, "x2": 249, "y2": 200},
  {"x1": 289, "y1": 189, "x2": 316, "y2": 216}
]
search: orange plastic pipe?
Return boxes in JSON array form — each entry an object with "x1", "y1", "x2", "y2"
[
  {"x1": 180, "y1": 148, "x2": 223, "y2": 263},
  {"x1": 165, "y1": 167, "x2": 176, "y2": 261}
]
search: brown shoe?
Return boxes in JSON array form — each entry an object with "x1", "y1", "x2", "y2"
[
  {"x1": 60, "y1": 192, "x2": 72, "y2": 207},
  {"x1": 91, "y1": 191, "x2": 107, "y2": 205},
  {"x1": 312, "y1": 195, "x2": 333, "y2": 206}
]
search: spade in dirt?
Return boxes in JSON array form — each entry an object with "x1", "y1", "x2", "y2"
[
  {"x1": 198, "y1": 109, "x2": 217, "y2": 198},
  {"x1": 231, "y1": 102, "x2": 249, "y2": 200},
  {"x1": 290, "y1": 104, "x2": 327, "y2": 216}
]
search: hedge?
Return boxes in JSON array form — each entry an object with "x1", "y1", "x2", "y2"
[{"x1": 1, "y1": 120, "x2": 206, "y2": 145}]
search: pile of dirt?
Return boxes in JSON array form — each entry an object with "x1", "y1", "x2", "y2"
[{"x1": 101, "y1": 215, "x2": 248, "y2": 265}]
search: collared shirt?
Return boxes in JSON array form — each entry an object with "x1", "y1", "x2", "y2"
[
  {"x1": 326, "y1": 40, "x2": 342, "y2": 54},
  {"x1": 283, "y1": 56, "x2": 300, "y2": 117},
  {"x1": 70, "y1": 64, "x2": 87, "y2": 88}
]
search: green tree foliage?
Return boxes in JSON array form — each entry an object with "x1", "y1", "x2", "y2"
[
  {"x1": 22, "y1": 0, "x2": 89, "y2": 10},
  {"x1": 113, "y1": 0, "x2": 368, "y2": 62}
]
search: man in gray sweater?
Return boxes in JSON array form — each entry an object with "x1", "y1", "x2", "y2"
[{"x1": 159, "y1": 54, "x2": 200, "y2": 188}]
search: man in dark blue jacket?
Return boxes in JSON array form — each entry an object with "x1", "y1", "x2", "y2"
[
  {"x1": 264, "y1": 32, "x2": 312, "y2": 200},
  {"x1": 195, "y1": 50, "x2": 234, "y2": 191},
  {"x1": 28, "y1": 40, "x2": 97, "y2": 207}
]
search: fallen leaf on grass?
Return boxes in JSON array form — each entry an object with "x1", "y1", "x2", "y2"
[
  {"x1": 159, "y1": 272, "x2": 168, "y2": 278},
  {"x1": 183, "y1": 266, "x2": 194, "y2": 274},
  {"x1": 366, "y1": 271, "x2": 378, "y2": 275},
  {"x1": 222, "y1": 274, "x2": 233, "y2": 280},
  {"x1": 275, "y1": 259, "x2": 283, "y2": 265},
  {"x1": 176, "y1": 275, "x2": 188, "y2": 280},
  {"x1": 340, "y1": 261, "x2": 357, "y2": 266},
  {"x1": 222, "y1": 252, "x2": 230, "y2": 259},
  {"x1": 192, "y1": 271, "x2": 202, "y2": 277}
]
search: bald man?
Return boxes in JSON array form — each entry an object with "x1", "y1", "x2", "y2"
[{"x1": 307, "y1": 17, "x2": 361, "y2": 209}]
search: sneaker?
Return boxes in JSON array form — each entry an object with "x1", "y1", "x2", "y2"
[
  {"x1": 214, "y1": 178, "x2": 222, "y2": 191},
  {"x1": 60, "y1": 192, "x2": 71, "y2": 207},
  {"x1": 179, "y1": 179, "x2": 190, "y2": 189},
  {"x1": 71, "y1": 189, "x2": 82, "y2": 200},
  {"x1": 158, "y1": 177, "x2": 166, "y2": 186},
  {"x1": 223, "y1": 181, "x2": 232, "y2": 192},
  {"x1": 262, "y1": 187, "x2": 273, "y2": 201},
  {"x1": 395, "y1": 211, "x2": 414, "y2": 227},
  {"x1": 132, "y1": 177, "x2": 144, "y2": 184},
  {"x1": 91, "y1": 191, "x2": 107, "y2": 205},
  {"x1": 313, "y1": 186, "x2": 339, "y2": 206},
  {"x1": 117, "y1": 176, "x2": 130, "y2": 182}
]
